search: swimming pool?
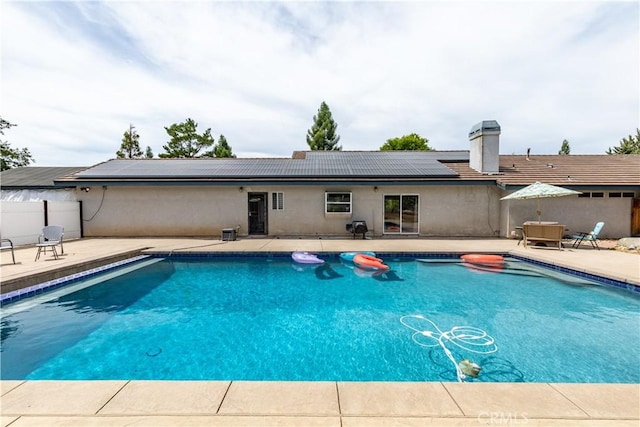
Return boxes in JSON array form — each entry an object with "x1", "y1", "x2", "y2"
[{"x1": 1, "y1": 254, "x2": 638, "y2": 383}]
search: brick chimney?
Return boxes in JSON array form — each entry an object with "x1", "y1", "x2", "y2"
[{"x1": 468, "y1": 120, "x2": 500, "y2": 174}]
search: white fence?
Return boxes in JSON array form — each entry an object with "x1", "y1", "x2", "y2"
[{"x1": 0, "y1": 201, "x2": 81, "y2": 246}]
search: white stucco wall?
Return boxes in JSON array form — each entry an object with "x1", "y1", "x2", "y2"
[
  {"x1": 78, "y1": 184, "x2": 508, "y2": 238},
  {"x1": 420, "y1": 185, "x2": 501, "y2": 236},
  {"x1": 499, "y1": 191, "x2": 633, "y2": 239},
  {"x1": 78, "y1": 184, "x2": 636, "y2": 238},
  {"x1": 80, "y1": 186, "x2": 245, "y2": 237}
]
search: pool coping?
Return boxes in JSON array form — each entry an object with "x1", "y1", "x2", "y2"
[
  {"x1": 0, "y1": 248, "x2": 147, "y2": 295},
  {"x1": 0, "y1": 254, "x2": 151, "y2": 305},
  {"x1": 1, "y1": 380, "x2": 639, "y2": 425}
]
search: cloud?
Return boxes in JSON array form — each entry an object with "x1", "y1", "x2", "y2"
[{"x1": 2, "y1": 1, "x2": 638, "y2": 166}]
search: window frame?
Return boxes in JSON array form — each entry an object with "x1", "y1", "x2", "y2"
[
  {"x1": 271, "y1": 192, "x2": 284, "y2": 210},
  {"x1": 383, "y1": 193, "x2": 420, "y2": 234},
  {"x1": 609, "y1": 192, "x2": 635, "y2": 198},
  {"x1": 325, "y1": 191, "x2": 352, "y2": 214}
]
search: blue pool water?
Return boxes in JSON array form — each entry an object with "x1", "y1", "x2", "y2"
[{"x1": 1, "y1": 255, "x2": 639, "y2": 383}]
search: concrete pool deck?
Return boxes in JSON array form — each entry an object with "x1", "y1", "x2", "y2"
[{"x1": 1, "y1": 237, "x2": 639, "y2": 426}]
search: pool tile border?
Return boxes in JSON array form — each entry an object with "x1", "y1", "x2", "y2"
[
  {"x1": 150, "y1": 251, "x2": 465, "y2": 259},
  {"x1": 507, "y1": 253, "x2": 639, "y2": 293},
  {"x1": 0, "y1": 255, "x2": 150, "y2": 305},
  {"x1": 152, "y1": 251, "x2": 637, "y2": 293}
]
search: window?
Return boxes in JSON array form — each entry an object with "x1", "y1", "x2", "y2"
[
  {"x1": 609, "y1": 192, "x2": 635, "y2": 198},
  {"x1": 579, "y1": 192, "x2": 610, "y2": 198},
  {"x1": 272, "y1": 192, "x2": 284, "y2": 210},
  {"x1": 325, "y1": 192, "x2": 351, "y2": 213},
  {"x1": 384, "y1": 194, "x2": 419, "y2": 233}
]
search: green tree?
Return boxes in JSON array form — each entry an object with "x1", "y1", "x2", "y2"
[
  {"x1": 145, "y1": 146, "x2": 154, "y2": 158},
  {"x1": 380, "y1": 133, "x2": 433, "y2": 151},
  {"x1": 116, "y1": 124, "x2": 143, "y2": 158},
  {"x1": 306, "y1": 101, "x2": 341, "y2": 151},
  {"x1": 0, "y1": 117, "x2": 34, "y2": 171},
  {"x1": 558, "y1": 139, "x2": 570, "y2": 155},
  {"x1": 160, "y1": 118, "x2": 215, "y2": 158},
  {"x1": 213, "y1": 134, "x2": 236, "y2": 158},
  {"x1": 607, "y1": 129, "x2": 640, "y2": 154}
]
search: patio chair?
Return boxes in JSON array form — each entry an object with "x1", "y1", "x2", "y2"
[
  {"x1": 571, "y1": 222, "x2": 604, "y2": 250},
  {"x1": 1, "y1": 237, "x2": 16, "y2": 264},
  {"x1": 35, "y1": 225, "x2": 64, "y2": 261}
]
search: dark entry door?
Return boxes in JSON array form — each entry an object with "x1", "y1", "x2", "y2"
[
  {"x1": 248, "y1": 192, "x2": 268, "y2": 235},
  {"x1": 632, "y1": 198, "x2": 640, "y2": 236}
]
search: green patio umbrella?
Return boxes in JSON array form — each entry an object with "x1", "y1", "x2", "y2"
[{"x1": 500, "y1": 181, "x2": 582, "y2": 223}]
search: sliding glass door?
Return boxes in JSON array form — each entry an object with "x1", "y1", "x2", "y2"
[{"x1": 384, "y1": 194, "x2": 419, "y2": 234}]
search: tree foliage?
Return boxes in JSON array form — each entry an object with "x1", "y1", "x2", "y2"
[
  {"x1": 145, "y1": 146, "x2": 154, "y2": 158},
  {"x1": 213, "y1": 134, "x2": 236, "y2": 158},
  {"x1": 306, "y1": 101, "x2": 341, "y2": 151},
  {"x1": 607, "y1": 129, "x2": 640, "y2": 154},
  {"x1": 558, "y1": 139, "x2": 570, "y2": 155},
  {"x1": 160, "y1": 118, "x2": 215, "y2": 158},
  {"x1": 380, "y1": 133, "x2": 433, "y2": 151},
  {"x1": 0, "y1": 117, "x2": 34, "y2": 171},
  {"x1": 116, "y1": 124, "x2": 143, "y2": 158}
]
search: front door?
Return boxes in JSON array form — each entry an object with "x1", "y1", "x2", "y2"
[{"x1": 248, "y1": 192, "x2": 268, "y2": 235}]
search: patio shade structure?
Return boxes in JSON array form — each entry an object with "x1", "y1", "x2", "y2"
[{"x1": 500, "y1": 181, "x2": 582, "y2": 223}]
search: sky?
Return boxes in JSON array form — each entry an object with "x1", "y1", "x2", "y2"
[{"x1": 2, "y1": 1, "x2": 638, "y2": 167}]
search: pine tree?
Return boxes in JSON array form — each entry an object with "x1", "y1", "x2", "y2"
[
  {"x1": 145, "y1": 146, "x2": 154, "y2": 158},
  {"x1": 607, "y1": 129, "x2": 640, "y2": 154},
  {"x1": 160, "y1": 118, "x2": 215, "y2": 158},
  {"x1": 116, "y1": 124, "x2": 143, "y2": 158},
  {"x1": 306, "y1": 102, "x2": 341, "y2": 151},
  {"x1": 558, "y1": 139, "x2": 570, "y2": 155},
  {"x1": 214, "y1": 135, "x2": 236, "y2": 158}
]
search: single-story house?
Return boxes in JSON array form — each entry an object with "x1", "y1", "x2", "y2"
[{"x1": 44, "y1": 121, "x2": 639, "y2": 240}]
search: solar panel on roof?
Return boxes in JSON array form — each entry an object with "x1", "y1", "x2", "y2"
[{"x1": 72, "y1": 153, "x2": 460, "y2": 179}]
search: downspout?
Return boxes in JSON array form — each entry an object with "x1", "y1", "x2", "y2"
[
  {"x1": 79, "y1": 201, "x2": 84, "y2": 237},
  {"x1": 43, "y1": 200, "x2": 49, "y2": 226}
]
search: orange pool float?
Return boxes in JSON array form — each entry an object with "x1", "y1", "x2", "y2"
[
  {"x1": 460, "y1": 254, "x2": 505, "y2": 272},
  {"x1": 353, "y1": 254, "x2": 390, "y2": 271}
]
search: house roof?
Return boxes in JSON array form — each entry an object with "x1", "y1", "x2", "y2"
[
  {"x1": 56, "y1": 151, "x2": 469, "y2": 184},
  {"x1": 1, "y1": 166, "x2": 88, "y2": 189},
  {"x1": 446, "y1": 154, "x2": 640, "y2": 189},
  {"x1": 49, "y1": 152, "x2": 640, "y2": 189}
]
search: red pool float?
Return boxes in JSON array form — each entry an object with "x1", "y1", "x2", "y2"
[
  {"x1": 353, "y1": 254, "x2": 390, "y2": 271},
  {"x1": 460, "y1": 254, "x2": 505, "y2": 273}
]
